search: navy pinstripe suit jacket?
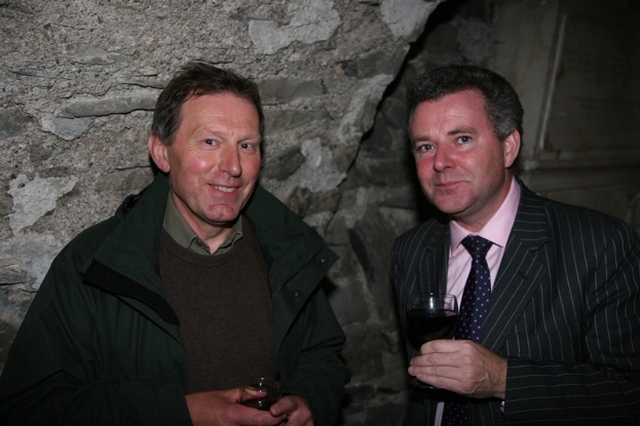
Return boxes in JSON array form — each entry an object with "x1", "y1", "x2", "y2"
[{"x1": 392, "y1": 179, "x2": 640, "y2": 425}]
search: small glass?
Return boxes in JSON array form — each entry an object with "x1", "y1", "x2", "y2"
[{"x1": 237, "y1": 377, "x2": 281, "y2": 410}]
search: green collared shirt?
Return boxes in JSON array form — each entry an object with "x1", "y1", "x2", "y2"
[{"x1": 162, "y1": 195, "x2": 243, "y2": 256}]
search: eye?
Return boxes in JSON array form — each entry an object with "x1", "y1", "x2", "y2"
[
  {"x1": 240, "y1": 141, "x2": 260, "y2": 153},
  {"x1": 415, "y1": 143, "x2": 434, "y2": 154},
  {"x1": 204, "y1": 139, "x2": 214, "y2": 145},
  {"x1": 458, "y1": 135, "x2": 471, "y2": 144}
]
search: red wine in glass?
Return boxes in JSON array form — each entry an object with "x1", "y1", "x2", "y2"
[
  {"x1": 406, "y1": 294, "x2": 458, "y2": 389},
  {"x1": 240, "y1": 396, "x2": 279, "y2": 410},
  {"x1": 407, "y1": 307, "x2": 458, "y2": 341}
]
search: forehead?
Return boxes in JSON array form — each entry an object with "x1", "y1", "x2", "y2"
[
  {"x1": 177, "y1": 92, "x2": 260, "y2": 128},
  {"x1": 410, "y1": 89, "x2": 490, "y2": 134},
  {"x1": 181, "y1": 91, "x2": 256, "y2": 112}
]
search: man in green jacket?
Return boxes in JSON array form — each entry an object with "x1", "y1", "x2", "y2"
[{"x1": 0, "y1": 62, "x2": 349, "y2": 425}]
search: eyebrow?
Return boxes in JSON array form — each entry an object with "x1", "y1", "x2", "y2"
[
  {"x1": 193, "y1": 127, "x2": 261, "y2": 141},
  {"x1": 411, "y1": 126, "x2": 478, "y2": 143},
  {"x1": 411, "y1": 135, "x2": 431, "y2": 143},
  {"x1": 448, "y1": 126, "x2": 477, "y2": 135}
]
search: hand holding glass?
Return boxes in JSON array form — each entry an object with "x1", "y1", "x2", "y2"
[
  {"x1": 406, "y1": 293, "x2": 458, "y2": 389},
  {"x1": 237, "y1": 377, "x2": 281, "y2": 410}
]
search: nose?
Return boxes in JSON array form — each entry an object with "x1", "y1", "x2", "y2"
[
  {"x1": 432, "y1": 145, "x2": 452, "y2": 172},
  {"x1": 219, "y1": 145, "x2": 242, "y2": 177}
]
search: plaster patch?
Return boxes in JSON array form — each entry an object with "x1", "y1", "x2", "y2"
[
  {"x1": 8, "y1": 174, "x2": 79, "y2": 234},
  {"x1": 296, "y1": 138, "x2": 346, "y2": 192},
  {"x1": 249, "y1": 0, "x2": 341, "y2": 54},
  {"x1": 0, "y1": 234, "x2": 61, "y2": 290}
]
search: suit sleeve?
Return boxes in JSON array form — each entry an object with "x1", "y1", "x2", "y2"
[{"x1": 504, "y1": 220, "x2": 640, "y2": 424}]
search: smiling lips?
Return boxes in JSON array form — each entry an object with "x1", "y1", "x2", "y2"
[{"x1": 211, "y1": 184, "x2": 237, "y2": 193}]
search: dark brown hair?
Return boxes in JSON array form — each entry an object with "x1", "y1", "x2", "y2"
[
  {"x1": 151, "y1": 62, "x2": 264, "y2": 145},
  {"x1": 408, "y1": 64, "x2": 523, "y2": 141}
]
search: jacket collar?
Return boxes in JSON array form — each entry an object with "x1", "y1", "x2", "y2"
[
  {"x1": 82, "y1": 172, "x2": 336, "y2": 329},
  {"x1": 83, "y1": 173, "x2": 178, "y2": 328}
]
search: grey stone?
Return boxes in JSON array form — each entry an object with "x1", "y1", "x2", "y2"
[
  {"x1": 0, "y1": 109, "x2": 30, "y2": 139},
  {"x1": 336, "y1": 74, "x2": 395, "y2": 148},
  {"x1": 327, "y1": 275, "x2": 371, "y2": 325},
  {"x1": 0, "y1": 288, "x2": 34, "y2": 371},
  {"x1": 458, "y1": 20, "x2": 493, "y2": 63},
  {"x1": 95, "y1": 168, "x2": 155, "y2": 193},
  {"x1": 379, "y1": 96, "x2": 409, "y2": 133},
  {"x1": 261, "y1": 147, "x2": 305, "y2": 181},
  {"x1": 69, "y1": 48, "x2": 126, "y2": 65},
  {"x1": 351, "y1": 155, "x2": 412, "y2": 187},
  {"x1": 264, "y1": 108, "x2": 331, "y2": 133},
  {"x1": 342, "y1": 323, "x2": 386, "y2": 381},
  {"x1": 380, "y1": 0, "x2": 442, "y2": 41},
  {"x1": 63, "y1": 92, "x2": 159, "y2": 118},
  {"x1": 41, "y1": 116, "x2": 92, "y2": 141},
  {"x1": 285, "y1": 186, "x2": 340, "y2": 217},
  {"x1": 9, "y1": 68, "x2": 53, "y2": 78},
  {"x1": 29, "y1": 143, "x2": 54, "y2": 162},
  {"x1": 259, "y1": 78, "x2": 325, "y2": 105},
  {"x1": 353, "y1": 48, "x2": 409, "y2": 79},
  {"x1": 351, "y1": 208, "x2": 398, "y2": 320},
  {"x1": 249, "y1": 0, "x2": 341, "y2": 54},
  {"x1": 0, "y1": 265, "x2": 28, "y2": 286},
  {"x1": 0, "y1": 192, "x2": 12, "y2": 217}
]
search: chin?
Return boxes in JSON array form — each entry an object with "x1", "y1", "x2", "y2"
[{"x1": 204, "y1": 207, "x2": 241, "y2": 225}]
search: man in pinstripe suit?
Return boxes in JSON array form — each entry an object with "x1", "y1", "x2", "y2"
[{"x1": 392, "y1": 64, "x2": 640, "y2": 425}]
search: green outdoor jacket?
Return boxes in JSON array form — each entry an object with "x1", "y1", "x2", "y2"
[{"x1": 0, "y1": 173, "x2": 349, "y2": 425}]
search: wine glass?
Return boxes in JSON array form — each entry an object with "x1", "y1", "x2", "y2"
[
  {"x1": 406, "y1": 293, "x2": 458, "y2": 389},
  {"x1": 237, "y1": 377, "x2": 281, "y2": 410}
]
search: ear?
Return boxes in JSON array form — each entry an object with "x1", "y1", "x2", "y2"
[
  {"x1": 148, "y1": 133, "x2": 171, "y2": 173},
  {"x1": 503, "y1": 129, "x2": 521, "y2": 169}
]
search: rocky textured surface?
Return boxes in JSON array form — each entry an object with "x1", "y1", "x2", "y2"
[
  {"x1": 0, "y1": 0, "x2": 444, "y2": 422},
  {"x1": 3, "y1": 0, "x2": 639, "y2": 423}
]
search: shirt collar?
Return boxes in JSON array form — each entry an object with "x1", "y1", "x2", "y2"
[
  {"x1": 450, "y1": 176, "x2": 521, "y2": 254},
  {"x1": 162, "y1": 194, "x2": 243, "y2": 256}
]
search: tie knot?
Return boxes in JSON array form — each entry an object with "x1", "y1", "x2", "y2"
[{"x1": 462, "y1": 235, "x2": 492, "y2": 259}]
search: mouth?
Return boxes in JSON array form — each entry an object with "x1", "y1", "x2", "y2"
[
  {"x1": 211, "y1": 185, "x2": 237, "y2": 193},
  {"x1": 434, "y1": 180, "x2": 461, "y2": 191}
]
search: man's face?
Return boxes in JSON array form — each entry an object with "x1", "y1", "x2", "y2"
[
  {"x1": 410, "y1": 89, "x2": 520, "y2": 231},
  {"x1": 149, "y1": 92, "x2": 261, "y2": 238}
]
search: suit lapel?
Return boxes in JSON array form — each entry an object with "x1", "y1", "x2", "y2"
[
  {"x1": 416, "y1": 221, "x2": 450, "y2": 297},
  {"x1": 401, "y1": 220, "x2": 449, "y2": 360},
  {"x1": 482, "y1": 184, "x2": 551, "y2": 352},
  {"x1": 399, "y1": 219, "x2": 450, "y2": 315}
]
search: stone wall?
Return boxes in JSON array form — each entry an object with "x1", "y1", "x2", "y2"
[
  {"x1": 2, "y1": 0, "x2": 639, "y2": 424},
  {"x1": 0, "y1": 0, "x2": 443, "y2": 423}
]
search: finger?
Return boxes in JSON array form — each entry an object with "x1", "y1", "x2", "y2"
[
  {"x1": 421, "y1": 338, "x2": 472, "y2": 354},
  {"x1": 236, "y1": 405, "x2": 287, "y2": 426},
  {"x1": 270, "y1": 395, "x2": 295, "y2": 416}
]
